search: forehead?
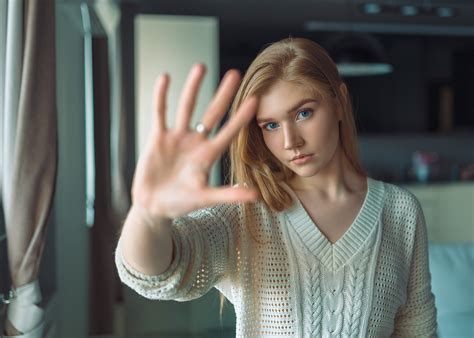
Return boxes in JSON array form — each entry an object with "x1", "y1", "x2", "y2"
[{"x1": 257, "y1": 80, "x2": 323, "y2": 118}]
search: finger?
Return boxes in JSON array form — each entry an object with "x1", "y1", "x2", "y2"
[
  {"x1": 200, "y1": 186, "x2": 259, "y2": 206},
  {"x1": 200, "y1": 69, "x2": 241, "y2": 132},
  {"x1": 210, "y1": 96, "x2": 258, "y2": 156},
  {"x1": 152, "y1": 74, "x2": 170, "y2": 133},
  {"x1": 175, "y1": 63, "x2": 206, "y2": 132}
]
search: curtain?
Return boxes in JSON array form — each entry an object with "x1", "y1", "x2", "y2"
[{"x1": 1, "y1": 0, "x2": 57, "y2": 336}]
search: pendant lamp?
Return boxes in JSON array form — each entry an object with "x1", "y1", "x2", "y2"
[{"x1": 328, "y1": 33, "x2": 393, "y2": 77}]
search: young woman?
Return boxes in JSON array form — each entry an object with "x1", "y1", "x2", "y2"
[{"x1": 115, "y1": 37, "x2": 437, "y2": 337}]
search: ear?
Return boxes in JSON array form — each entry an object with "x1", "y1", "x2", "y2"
[
  {"x1": 337, "y1": 82, "x2": 348, "y2": 122},
  {"x1": 339, "y1": 82, "x2": 348, "y2": 98}
]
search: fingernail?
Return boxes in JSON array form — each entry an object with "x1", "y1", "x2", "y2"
[
  {"x1": 245, "y1": 96, "x2": 258, "y2": 106},
  {"x1": 224, "y1": 69, "x2": 240, "y2": 80},
  {"x1": 194, "y1": 63, "x2": 206, "y2": 73}
]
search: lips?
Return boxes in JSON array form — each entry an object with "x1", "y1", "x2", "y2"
[
  {"x1": 291, "y1": 154, "x2": 311, "y2": 161},
  {"x1": 290, "y1": 154, "x2": 314, "y2": 165}
]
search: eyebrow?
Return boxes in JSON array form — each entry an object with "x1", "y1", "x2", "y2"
[{"x1": 256, "y1": 98, "x2": 318, "y2": 124}]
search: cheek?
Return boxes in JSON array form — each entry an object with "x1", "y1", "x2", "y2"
[
  {"x1": 304, "y1": 116, "x2": 338, "y2": 148},
  {"x1": 262, "y1": 133, "x2": 281, "y2": 157}
]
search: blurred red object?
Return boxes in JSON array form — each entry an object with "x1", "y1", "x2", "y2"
[{"x1": 460, "y1": 163, "x2": 474, "y2": 180}]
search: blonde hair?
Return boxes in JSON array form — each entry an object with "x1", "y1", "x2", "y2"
[{"x1": 219, "y1": 36, "x2": 366, "y2": 319}]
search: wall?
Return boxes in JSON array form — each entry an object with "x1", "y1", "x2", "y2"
[{"x1": 134, "y1": 15, "x2": 220, "y2": 189}]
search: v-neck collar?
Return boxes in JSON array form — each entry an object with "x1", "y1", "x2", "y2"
[{"x1": 281, "y1": 176, "x2": 385, "y2": 271}]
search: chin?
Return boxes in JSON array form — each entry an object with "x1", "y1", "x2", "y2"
[
  {"x1": 296, "y1": 171, "x2": 320, "y2": 178},
  {"x1": 289, "y1": 166, "x2": 320, "y2": 178}
]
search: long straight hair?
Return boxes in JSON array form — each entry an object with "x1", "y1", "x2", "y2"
[{"x1": 219, "y1": 37, "x2": 366, "y2": 319}]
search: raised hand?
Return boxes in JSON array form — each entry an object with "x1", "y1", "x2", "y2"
[{"x1": 131, "y1": 64, "x2": 259, "y2": 220}]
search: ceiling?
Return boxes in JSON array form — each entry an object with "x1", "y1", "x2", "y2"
[
  {"x1": 117, "y1": 0, "x2": 474, "y2": 31},
  {"x1": 114, "y1": 0, "x2": 474, "y2": 59}
]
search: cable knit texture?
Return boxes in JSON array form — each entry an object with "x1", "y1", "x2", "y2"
[{"x1": 115, "y1": 177, "x2": 438, "y2": 337}]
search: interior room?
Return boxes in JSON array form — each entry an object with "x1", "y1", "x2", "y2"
[{"x1": 1, "y1": 0, "x2": 473, "y2": 337}]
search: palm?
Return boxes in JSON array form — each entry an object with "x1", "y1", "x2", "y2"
[{"x1": 132, "y1": 64, "x2": 259, "y2": 219}]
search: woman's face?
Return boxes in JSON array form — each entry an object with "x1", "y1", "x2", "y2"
[{"x1": 256, "y1": 80, "x2": 341, "y2": 178}]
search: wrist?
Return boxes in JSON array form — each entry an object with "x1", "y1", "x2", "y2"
[{"x1": 128, "y1": 202, "x2": 171, "y2": 231}]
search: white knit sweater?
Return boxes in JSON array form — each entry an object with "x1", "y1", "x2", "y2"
[{"x1": 115, "y1": 177, "x2": 438, "y2": 337}]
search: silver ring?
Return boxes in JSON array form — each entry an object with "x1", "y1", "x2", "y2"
[{"x1": 195, "y1": 122, "x2": 210, "y2": 136}]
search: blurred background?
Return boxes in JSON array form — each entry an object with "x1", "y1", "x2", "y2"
[{"x1": 0, "y1": 0, "x2": 473, "y2": 337}]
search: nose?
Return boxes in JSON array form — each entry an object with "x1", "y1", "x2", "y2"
[{"x1": 283, "y1": 124, "x2": 304, "y2": 150}]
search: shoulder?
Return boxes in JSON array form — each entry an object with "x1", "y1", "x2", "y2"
[
  {"x1": 377, "y1": 180, "x2": 426, "y2": 240},
  {"x1": 382, "y1": 181, "x2": 423, "y2": 214}
]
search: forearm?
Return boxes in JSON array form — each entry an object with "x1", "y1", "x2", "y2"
[{"x1": 120, "y1": 204, "x2": 173, "y2": 276}]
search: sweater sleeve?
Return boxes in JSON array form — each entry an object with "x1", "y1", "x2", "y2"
[
  {"x1": 392, "y1": 197, "x2": 438, "y2": 337},
  {"x1": 114, "y1": 204, "x2": 240, "y2": 302}
]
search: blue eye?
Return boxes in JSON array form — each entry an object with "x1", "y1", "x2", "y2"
[
  {"x1": 264, "y1": 122, "x2": 279, "y2": 131},
  {"x1": 297, "y1": 109, "x2": 312, "y2": 120}
]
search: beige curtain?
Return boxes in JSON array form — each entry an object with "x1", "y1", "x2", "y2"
[{"x1": 1, "y1": 0, "x2": 57, "y2": 336}]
